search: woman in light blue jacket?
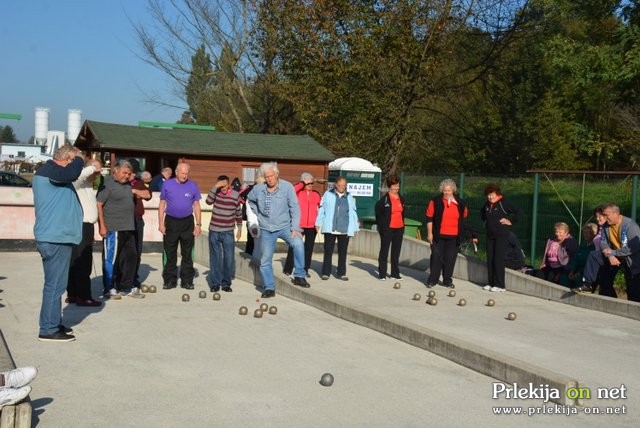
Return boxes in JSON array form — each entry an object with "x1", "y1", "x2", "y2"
[{"x1": 315, "y1": 176, "x2": 360, "y2": 281}]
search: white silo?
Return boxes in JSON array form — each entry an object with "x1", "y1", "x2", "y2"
[
  {"x1": 67, "y1": 109, "x2": 82, "y2": 144},
  {"x1": 46, "y1": 130, "x2": 66, "y2": 156},
  {"x1": 34, "y1": 107, "x2": 50, "y2": 146}
]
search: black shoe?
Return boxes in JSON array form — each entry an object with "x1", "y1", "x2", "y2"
[
  {"x1": 59, "y1": 325, "x2": 73, "y2": 334},
  {"x1": 572, "y1": 283, "x2": 594, "y2": 293},
  {"x1": 306, "y1": 272, "x2": 311, "y2": 278},
  {"x1": 442, "y1": 282, "x2": 455, "y2": 289},
  {"x1": 391, "y1": 276, "x2": 403, "y2": 281},
  {"x1": 181, "y1": 283, "x2": 194, "y2": 290},
  {"x1": 210, "y1": 286, "x2": 220, "y2": 292},
  {"x1": 222, "y1": 286, "x2": 233, "y2": 292},
  {"x1": 426, "y1": 282, "x2": 437, "y2": 288},
  {"x1": 38, "y1": 331, "x2": 76, "y2": 342},
  {"x1": 261, "y1": 289, "x2": 275, "y2": 298},
  {"x1": 163, "y1": 283, "x2": 177, "y2": 290},
  {"x1": 292, "y1": 277, "x2": 311, "y2": 288}
]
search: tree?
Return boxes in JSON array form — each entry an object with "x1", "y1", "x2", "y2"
[
  {"x1": 134, "y1": 0, "x2": 300, "y2": 134},
  {"x1": 185, "y1": 45, "x2": 213, "y2": 123},
  {"x1": 0, "y1": 125, "x2": 18, "y2": 144},
  {"x1": 253, "y1": 0, "x2": 529, "y2": 174}
]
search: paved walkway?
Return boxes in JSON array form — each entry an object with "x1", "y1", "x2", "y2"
[{"x1": 0, "y1": 251, "x2": 637, "y2": 427}]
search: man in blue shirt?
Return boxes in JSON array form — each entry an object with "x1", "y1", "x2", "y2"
[
  {"x1": 33, "y1": 145, "x2": 84, "y2": 342},
  {"x1": 247, "y1": 162, "x2": 309, "y2": 298}
]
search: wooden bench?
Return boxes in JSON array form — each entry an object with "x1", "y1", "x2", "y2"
[{"x1": 0, "y1": 330, "x2": 31, "y2": 428}]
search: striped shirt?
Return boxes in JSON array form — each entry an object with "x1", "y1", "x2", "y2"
[{"x1": 205, "y1": 188, "x2": 243, "y2": 232}]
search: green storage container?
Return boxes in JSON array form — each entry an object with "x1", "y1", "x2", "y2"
[{"x1": 403, "y1": 218, "x2": 422, "y2": 239}]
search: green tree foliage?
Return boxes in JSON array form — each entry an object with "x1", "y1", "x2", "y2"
[
  {"x1": 254, "y1": 0, "x2": 524, "y2": 174},
  {"x1": 185, "y1": 45, "x2": 213, "y2": 123},
  {"x1": 0, "y1": 126, "x2": 18, "y2": 144},
  {"x1": 466, "y1": 0, "x2": 640, "y2": 171},
  {"x1": 136, "y1": 0, "x2": 640, "y2": 173}
]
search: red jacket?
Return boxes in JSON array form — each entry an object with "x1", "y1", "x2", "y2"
[{"x1": 294, "y1": 181, "x2": 321, "y2": 228}]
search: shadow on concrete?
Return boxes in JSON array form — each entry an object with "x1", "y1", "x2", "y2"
[{"x1": 31, "y1": 396, "x2": 54, "y2": 426}]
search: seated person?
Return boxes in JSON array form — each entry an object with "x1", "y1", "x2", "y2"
[
  {"x1": 505, "y1": 231, "x2": 526, "y2": 270},
  {"x1": 571, "y1": 204, "x2": 616, "y2": 296},
  {"x1": 533, "y1": 222, "x2": 578, "y2": 286},
  {"x1": 568, "y1": 223, "x2": 597, "y2": 288}
]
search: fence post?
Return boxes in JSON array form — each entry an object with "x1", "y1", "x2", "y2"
[{"x1": 530, "y1": 173, "x2": 539, "y2": 265}]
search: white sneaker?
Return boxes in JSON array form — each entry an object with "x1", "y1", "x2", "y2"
[
  {"x1": 0, "y1": 385, "x2": 31, "y2": 408},
  {"x1": 490, "y1": 286, "x2": 506, "y2": 292},
  {"x1": 483, "y1": 285, "x2": 492, "y2": 291},
  {"x1": 1, "y1": 367, "x2": 38, "y2": 388},
  {"x1": 123, "y1": 288, "x2": 145, "y2": 299},
  {"x1": 108, "y1": 288, "x2": 122, "y2": 300}
]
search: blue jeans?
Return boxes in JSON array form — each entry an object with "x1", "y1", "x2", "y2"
[
  {"x1": 208, "y1": 230, "x2": 235, "y2": 287},
  {"x1": 259, "y1": 228, "x2": 305, "y2": 290},
  {"x1": 37, "y1": 242, "x2": 73, "y2": 336}
]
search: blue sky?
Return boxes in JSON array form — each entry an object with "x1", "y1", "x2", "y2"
[{"x1": 1, "y1": 0, "x2": 185, "y2": 142}]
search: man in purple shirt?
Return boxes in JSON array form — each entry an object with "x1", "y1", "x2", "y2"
[{"x1": 158, "y1": 163, "x2": 202, "y2": 290}]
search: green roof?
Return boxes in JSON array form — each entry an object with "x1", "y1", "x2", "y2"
[{"x1": 77, "y1": 120, "x2": 335, "y2": 162}]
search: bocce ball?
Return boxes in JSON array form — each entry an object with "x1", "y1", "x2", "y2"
[{"x1": 319, "y1": 373, "x2": 334, "y2": 387}]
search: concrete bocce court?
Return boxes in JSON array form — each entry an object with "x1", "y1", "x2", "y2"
[{"x1": 0, "y1": 230, "x2": 638, "y2": 427}]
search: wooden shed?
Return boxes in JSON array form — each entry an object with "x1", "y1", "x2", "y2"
[{"x1": 73, "y1": 120, "x2": 336, "y2": 191}]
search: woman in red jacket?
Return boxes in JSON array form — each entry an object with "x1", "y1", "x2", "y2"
[
  {"x1": 283, "y1": 172, "x2": 322, "y2": 277},
  {"x1": 425, "y1": 179, "x2": 468, "y2": 288}
]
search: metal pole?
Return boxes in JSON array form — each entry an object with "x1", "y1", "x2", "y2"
[
  {"x1": 632, "y1": 175, "x2": 638, "y2": 222},
  {"x1": 459, "y1": 172, "x2": 465, "y2": 198},
  {"x1": 530, "y1": 173, "x2": 539, "y2": 265}
]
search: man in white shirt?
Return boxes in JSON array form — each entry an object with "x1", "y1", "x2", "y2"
[{"x1": 67, "y1": 159, "x2": 103, "y2": 306}]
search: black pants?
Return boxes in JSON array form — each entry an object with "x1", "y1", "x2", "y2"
[
  {"x1": 378, "y1": 227, "x2": 404, "y2": 278},
  {"x1": 134, "y1": 216, "x2": 145, "y2": 286},
  {"x1": 486, "y1": 234, "x2": 508, "y2": 289},
  {"x1": 428, "y1": 235, "x2": 458, "y2": 285},
  {"x1": 602, "y1": 263, "x2": 640, "y2": 301},
  {"x1": 284, "y1": 227, "x2": 317, "y2": 274},
  {"x1": 163, "y1": 215, "x2": 195, "y2": 285},
  {"x1": 582, "y1": 250, "x2": 617, "y2": 297},
  {"x1": 244, "y1": 225, "x2": 255, "y2": 255},
  {"x1": 67, "y1": 222, "x2": 95, "y2": 300},
  {"x1": 102, "y1": 230, "x2": 137, "y2": 292},
  {"x1": 322, "y1": 233, "x2": 350, "y2": 277}
]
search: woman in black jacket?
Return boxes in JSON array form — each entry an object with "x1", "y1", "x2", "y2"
[
  {"x1": 375, "y1": 174, "x2": 406, "y2": 280},
  {"x1": 480, "y1": 183, "x2": 523, "y2": 292}
]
